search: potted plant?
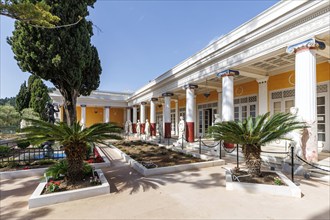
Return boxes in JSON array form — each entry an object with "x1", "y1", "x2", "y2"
[{"x1": 208, "y1": 112, "x2": 306, "y2": 177}]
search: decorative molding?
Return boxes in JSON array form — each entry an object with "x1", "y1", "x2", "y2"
[
  {"x1": 286, "y1": 38, "x2": 326, "y2": 54},
  {"x1": 217, "y1": 69, "x2": 240, "y2": 77},
  {"x1": 151, "y1": 98, "x2": 158, "y2": 102},
  {"x1": 162, "y1": 92, "x2": 174, "y2": 97},
  {"x1": 257, "y1": 76, "x2": 269, "y2": 84},
  {"x1": 235, "y1": 87, "x2": 244, "y2": 96},
  {"x1": 183, "y1": 84, "x2": 198, "y2": 90}
]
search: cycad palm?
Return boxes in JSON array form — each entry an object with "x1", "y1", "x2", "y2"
[
  {"x1": 208, "y1": 112, "x2": 305, "y2": 176},
  {"x1": 21, "y1": 118, "x2": 122, "y2": 183}
]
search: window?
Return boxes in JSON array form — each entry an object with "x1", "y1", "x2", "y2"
[{"x1": 234, "y1": 95, "x2": 257, "y2": 121}]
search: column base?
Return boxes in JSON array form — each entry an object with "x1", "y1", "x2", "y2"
[
  {"x1": 132, "y1": 123, "x2": 136, "y2": 133},
  {"x1": 186, "y1": 122, "x2": 194, "y2": 143},
  {"x1": 150, "y1": 123, "x2": 156, "y2": 136},
  {"x1": 164, "y1": 123, "x2": 171, "y2": 138},
  {"x1": 140, "y1": 123, "x2": 145, "y2": 134}
]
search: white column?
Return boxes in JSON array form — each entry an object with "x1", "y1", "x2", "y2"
[
  {"x1": 104, "y1": 106, "x2": 110, "y2": 123},
  {"x1": 217, "y1": 69, "x2": 239, "y2": 122},
  {"x1": 126, "y1": 108, "x2": 131, "y2": 121},
  {"x1": 150, "y1": 98, "x2": 157, "y2": 124},
  {"x1": 162, "y1": 92, "x2": 174, "y2": 138},
  {"x1": 175, "y1": 100, "x2": 179, "y2": 136},
  {"x1": 194, "y1": 95, "x2": 197, "y2": 136},
  {"x1": 133, "y1": 106, "x2": 137, "y2": 124},
  {"x1": 287, "y1": 38, "x2": 325, "y2": 162},
  {"x1": 81, "y1": 105, "x2": 86, "y2": 128},
  {"x1": 185, "y1": 84, "x2": 198, "y2": 142},
  {"x1": 222, "y1": 75, "x2": 234, "y2": 122},
  {"x1": 140, "y1": 102, "x2": 146, "y2": 124},
  {"x1": 257, "y1": 77, "x2": 269, "y2": 115},
  {"x1": 217, "y1": 89, "x2": 222, "y2": 119}
]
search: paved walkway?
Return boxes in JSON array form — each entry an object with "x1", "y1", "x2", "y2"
[{"x1": 1, "y1": 147, "x2": 329, "y2": 220}]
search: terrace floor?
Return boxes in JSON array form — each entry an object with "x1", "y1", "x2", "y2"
[{"x1": 1, "y1": 146, "x2": 329, "y2": 220}]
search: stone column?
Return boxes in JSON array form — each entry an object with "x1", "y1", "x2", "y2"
[
  {"x1": 150, "y1": 98, "x2": 158, "y2": 137},
  {"x1": 126, "y1": 108, "x2": 131, "y2": 122},
  {"x1": 175, "y1": 100, "x2": 179, "y2": 136},
  {"x1": 217, "y1": 89, "x2": 222, "y2": 119},
  {"x1": 257, "y1": 77, "x2": 269, "y2": 115},
  {"x1": 162, "y1": 92, "x2": 174, "y2": 138},
  {"x1": 132, "y1": 105, "x2": 138, "y2": 133},
  {"x1": 104, "y1": 106, "x2": 110, "y2": 123},
  {"x1": 217, "y1": 70, "x2": 239, "y2": 122},
  {"x1": 185, "y1": 84, "x2": 198, "y2": 142},
  {"x1": 140, "y1": 102, "x2": 146, "y2": 134},
  {"x1": 81, "y1": 104, "x2": 86, "y2": 128},
  {"x1": 286, "y1": 38, "x2": 326, "y2": 162}
]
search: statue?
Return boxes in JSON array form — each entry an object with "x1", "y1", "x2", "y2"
[
  {"x1": 46, "y1": 102, "x2": 59, "y2": 124},
  {"x1": 125, "y1": 120, "x2": 130, "y2": 135},
  {"x1": 213, "y1": 114, "x2": 221, "y2": 125},
  {"x1": 178, "y1": 116, "x2": 185, "y2": 139},
  {"x1": 128, "y1": 120, "x2": 133, "y2": 134},
  {"x1": 145, "y1": 119, "x2": 150, "y2": 139},
  {"x1": 157, "y1": 119, "x2": 163, "y2": 136},
  {"x1": 136, "y1": 120, "x2": 141, "y2": 135}
]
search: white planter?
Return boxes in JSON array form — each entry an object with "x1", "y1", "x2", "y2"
[
  {"x1": 28, "y1": 169, "x2": 109, "y2": 209},
  {"x1": 225, "y1": 170, "x2": 301, "y2": 198},
  {"x1": 111, "y1": 145, "x2": 225, "y2": 176}
]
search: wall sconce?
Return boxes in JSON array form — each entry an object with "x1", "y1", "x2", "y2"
[
  {"x1": 203, "y1": 79, "x2": 210, "y2": 98},
  {"x1": 94, "y1": 107, "x2": 98, "y2": 114}
]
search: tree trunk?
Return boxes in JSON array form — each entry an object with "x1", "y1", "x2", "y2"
[
  {"x1": 64, "y1": 142, "x2": 87, "y2": 183},
  {"x1": 60, "y1": 89, "x2": 78, "y2": 126},
  {"x1": 242, "y1": 144, "x2": 262, "y2": 177}
]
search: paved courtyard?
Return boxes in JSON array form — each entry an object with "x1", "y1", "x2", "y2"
[{"x1": 1, "y1": 148, "x2": 329, "y2": 220}]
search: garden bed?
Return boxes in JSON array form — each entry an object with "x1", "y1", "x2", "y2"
[
  {"x1": 29, "y1": 169, "x2": 109, "y2": 209},
  {"x1": 112, "y1": 140, "x2": 225, "y2": 176},
  {"x1": 225, "y1": 169, "x2": 301, "y2": 198}
]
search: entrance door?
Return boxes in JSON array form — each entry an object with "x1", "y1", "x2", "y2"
[{"x1": 204, "y1": 109, "x2": 212, "y2": 135}]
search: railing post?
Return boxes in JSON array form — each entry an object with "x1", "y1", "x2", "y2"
[
  {"x1": 219, "y1": 141, "x2": 222, "y2": 159},
  {"x1": 181, "y1": 134, "x2": 184, "y2": 150},
  {"x1": 199, "y1": 136, "x2": 201, "y2": 154},
  {"x1": 291, "y1": 145, "x2": 294, "y2": 183},
  {"x1": 236, "y1": 144, "x2": 239, "y2": 168}
]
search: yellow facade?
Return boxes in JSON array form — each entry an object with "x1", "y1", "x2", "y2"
[{"x1": 110, "y1": 108, "x2": 124, "y2": 126}]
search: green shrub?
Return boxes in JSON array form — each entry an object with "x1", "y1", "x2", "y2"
[
  {"x1": 46, "y1": 159, "x2": 92, "y2": 179},
  {"x1": 17, "y1": 141, "x2": 30, "y2": 149},
  {"x1": 7, "y1": 161, "x2": 20, "y2": 168},
  {"x1": 0, "y1": 145, "x2": 10, "y2": 157},
  {"x1": 32, "y1": 159, "x2": 56, "y2": 166}
]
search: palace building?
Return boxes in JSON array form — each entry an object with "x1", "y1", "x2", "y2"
[{"x1": 50, "y1": 1, "x2": 330, "y2": 162}]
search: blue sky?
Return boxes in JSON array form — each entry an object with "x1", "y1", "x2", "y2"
[{"x1": 0, "y1": 0, "x2": 278, "y2": 98}]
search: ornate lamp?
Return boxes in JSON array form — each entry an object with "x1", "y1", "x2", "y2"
[{"x1": 203, "y1": 79, "x2": 210, "y2": 98}]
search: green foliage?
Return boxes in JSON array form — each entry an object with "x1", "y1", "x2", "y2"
[
  {"x1": 15, "y1": 81, "x2": 30, "y2": 112},
  {"x1": 0, "y1": 105, "x2": 20, "y2": 126},
  {"x1": 0, "y1": 145, "x2": 10, "y2": 156},
  {"x1": 31, "y1": 159, "x2": 56, "y2": 166},
  {"x1": 208, "y1": 112, "x2": 306, "y2": 146},
  {"x1": 8, "y1": 0, "x2": 101, "y2": 126},
  {"x1": 45, "y1": 180, "x2": 61, "y2": 193},
  {"x1": 29, "y1": 78, "x2": 50, "y2": 120},
  {"x1": 0, "y1": 0, "x2": 60, "y2": 27},
  {"x1": 21, "y1": 108, "x2": 40, "y2": 120},
  {"x1": 208, "y1": 112, "x2": 306, "y2": 176},
  {"x1": 21, "y1": 118, "x2": 122, "y2": 182},
  {"x1": 17, "y1": 141, "x2": 30, "y2": 149},
  {"x1": 46, "y1": 159, "x2": 68, "y2": 179},
  {"x1": 0, "y1": 97, "x2": 15, "y2": 106},
  {"x1": 274, "y1": 177, "x2": 283, "y2": 185}
]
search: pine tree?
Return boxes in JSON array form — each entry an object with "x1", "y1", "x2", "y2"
[
  {"x1": 8, "y1": 0, "x2": 101, "y2": 126},
  {"x1": 29, "y1": 78, "x2": 50, "y2": 120},
  {"x1": 15, "y1": 81, "x2": 30, "y2": 112}
]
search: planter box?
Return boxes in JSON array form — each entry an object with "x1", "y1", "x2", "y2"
[
  {"x1": 111, "y1": 145, "x2": 225, "y2": 176},
  {"x1": 28, "y1": 169, "x2": 109, "y2": 209},
  {"x1": 225, "y1": 169, "x2": 301, "y2": 198}
]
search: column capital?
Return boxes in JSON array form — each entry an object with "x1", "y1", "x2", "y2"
[
  {"x1": 150, "y1": 98, "x2": 158, "y2": 102},
  {"x1": 133, "y1": 105, "x2": 139, "y2": 108},
  {"x1": 141, "y1": 102, "x2": 147, "y2": 105},
  {"x1": 286, "y1": 38, "x2": 326, "y2": 54},
  {"x1": 256, "y1": 76, "x2": 269, "y2": 84},
  {"x1": 183, "y1": 84, "x2": 198, "y2": 90},
  {"x1": 217, "y1": 69, "x2": 239, "y2": 78},
  {"x1": 104, "y1": 106, "x2": 110, "y2": 108},
  {"x1": 162, "y1": 92, "x2": 174, "y2": 97},
  {"x1": 81, "y1": 104, "x2": 86, "y2": 107}
]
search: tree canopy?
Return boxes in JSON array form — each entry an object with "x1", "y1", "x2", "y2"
[
  {"x1": 0, "y1": 0, "x2": 60, "y2": 27},
  {"x1": 0, "y1": 105, "x2": 20, "y2": 126},
  {"x1": 15, "y1": 81, "x2": 30, "y2": 112},
  {"x1": 8, "y1": 0, "x2": 101, "y2": 126}
]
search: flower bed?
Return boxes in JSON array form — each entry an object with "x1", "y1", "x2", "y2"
[{"x1": 29, "y1": 169, "x2": 109, "y2": 209}]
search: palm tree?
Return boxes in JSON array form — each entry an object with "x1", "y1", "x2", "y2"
[
  {"x1": 208, "y1": 112, "x2": 306, "y2": 177},
  {"x1": 20, "y1": 118, "x2": 122, "y2": 183}
]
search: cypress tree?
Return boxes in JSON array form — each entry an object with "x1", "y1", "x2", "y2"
[{"x1": 15, "y1": 81, "x2": 30, "y2": 112}]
